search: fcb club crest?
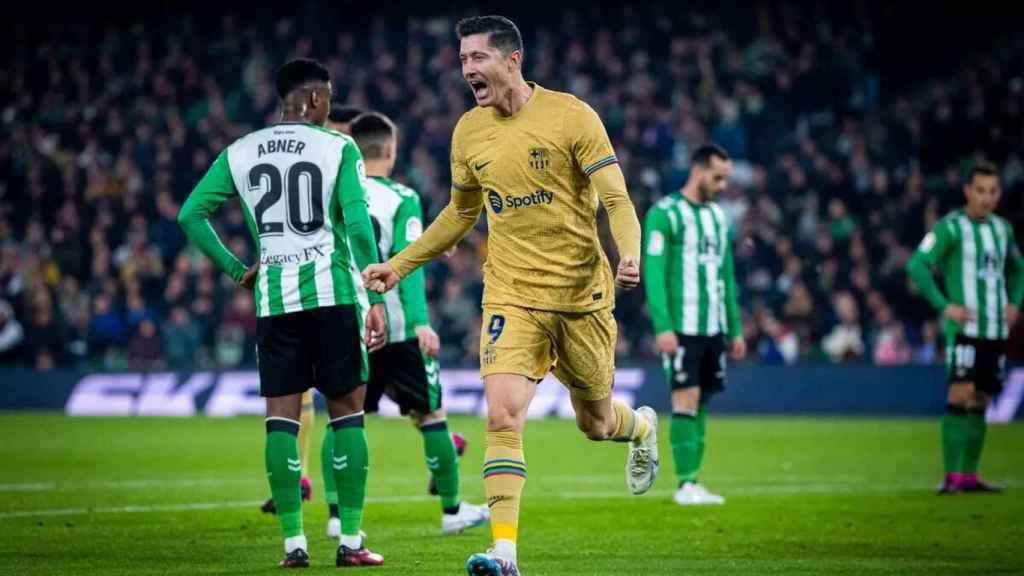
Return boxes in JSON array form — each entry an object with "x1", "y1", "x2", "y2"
[{"x1": 528, "y1": 147, "x2": 550, "y2": 171}]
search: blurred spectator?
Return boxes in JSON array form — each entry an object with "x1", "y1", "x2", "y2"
[
  {"x1": 0, "y1": 300, "x2": 25, "y2": 365},
  {"x1": 1, "y1": 5, "x2": 1021, "y2": 370},
  {"x1": 913, "y1": 321, "x2": 941, "y2": 365},
  {"x1": 21, "y1": 289, "x2": 65, "y2": 371},
  {"x1": 163, "y1": 306, "x2": 201, "y2": 371},
  {"x1": 128, "y1": 319, "x2": 165, "y2": 371},
  {"x1": 87, "y1": 293, "x2": 126, "y2": 361},
  {"x1": 871, "y1": 304, "x2": 912, "y2": 365},
  {"x1": 756, "y1": 310, "x2": 799, "y2": 365},
  {"x1": 822, "y1": 291, "x2": 865, "y2": 362},
  {"x1": 217, "y1": 291, "x2": 257, "y2": 367}
]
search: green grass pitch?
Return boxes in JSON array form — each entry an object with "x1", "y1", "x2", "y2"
[{"x1": 1, "y1": 413, "x2": 1022, "y2": 575}]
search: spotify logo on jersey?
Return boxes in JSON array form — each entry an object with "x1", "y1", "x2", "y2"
[
  {"x1": 487, "y1": 189, "x2": 554, "y2": 214},
  {"x1": 488, "y1": 189, "x2": 504, "y2": 213}
]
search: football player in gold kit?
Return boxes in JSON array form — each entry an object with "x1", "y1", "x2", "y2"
[{"x1": 363, "y1": 15, "x2": 658, "y2": 576}]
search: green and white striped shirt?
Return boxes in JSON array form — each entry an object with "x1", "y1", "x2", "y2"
[
  {"x1": 908, "y1": 210, "x2": 1024, "y2": 340},
  {"x1": 643, "y1": 193, "x2": 741, "y2": 337},
  {"x1": 366, "y1": 176, "x2": 430, "y2": 344},
  {"x1": 178, "y1": 123, "x2": 383, "y2": 318}
]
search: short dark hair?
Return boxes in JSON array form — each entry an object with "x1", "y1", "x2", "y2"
[
  {"x1": 691, "y1": 143, "x2": 730, "y2": 167},
  {"x1": 274, "y1": 59, "x2": 330, "y2": 100},
  {"x1": 456, "y1": 15, "x2": 523, "y2": 56},
  {"x1": 968, "y1": 161, "x2": 999, "y2": 182},
  {"x1": 349, "y1": 112, "x2": 396, "y2": 159},
  {"x1": 328, "y1": 105, "x2": 365, "y2": 125}
]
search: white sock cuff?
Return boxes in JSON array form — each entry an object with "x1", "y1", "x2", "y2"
[
  {"x1": 284, "y1": 535, "x2": 307, "y2": 553},
  {"x1": 418, "y1": 416, "x2": 447, "y2": 428},
  {"x1": 266, "y1": 416, "x2": 302, "y2": 426},
  {"x1": 330, "y1": 411, "x2": 365, "y2": 425},
  {"x1": 339, "y1": 533, "x2": 363, "y2": 549}
]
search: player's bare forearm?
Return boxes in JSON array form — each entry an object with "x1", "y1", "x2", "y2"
[
  {"x1": 389, "y1": 189, "x2": 482, "y2": 278},
  {"x1": 591, "y1": 165, "x2": 641, "y2": 259}
]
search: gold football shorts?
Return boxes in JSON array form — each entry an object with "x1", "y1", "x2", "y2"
[{"x1": 479, "y1": 304, "x2": 617, "y2": 401}]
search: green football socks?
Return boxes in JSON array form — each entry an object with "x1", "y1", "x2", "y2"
[
  {"x1": 671, "y1": 411, "x2": 700, "y2": 485},
  {"x1": 421, "y1": 419, "x2": 461, "y2": 514},
  {"x1": 320, "y1": 424, "x2": 339, "y2": 517},
  {"x1": 963, "y1": 408, "x2": 987, "y2": 474},
  {"x1": 332, "y1": 412, "x2": 369, "y2": 543},
  {"x1": 265, "y1": 418, "x2": 304, "y2": 539},
  {"x1": 942, "y1": 405, "x2": 968, "y2": 474}
]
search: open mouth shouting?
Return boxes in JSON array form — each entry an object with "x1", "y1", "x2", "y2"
[{"x1": 468, "y1": 78, "x2": 490, "y2": 103}]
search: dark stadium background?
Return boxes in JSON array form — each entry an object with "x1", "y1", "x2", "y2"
[
  {"x1": 2, "y1": 3, "x2": 1024, "y2": 575},
  {"x1": 2, "y1": 1, "x2": 1022, "y2": 374}
]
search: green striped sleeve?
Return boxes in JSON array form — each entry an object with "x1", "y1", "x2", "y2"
[
  {"x1": 1007, "y1": 223, "x2": 1024, "y2": 307},
  {"x1": 908, "y1": 218, "x2": 956, "y2": 311},
  {"x1": 393, "y1": 193, "x2": 430, "y2": 330},
  {"x1": 722, "y1": 230, "x2": 742, "y2": 338},
  {"x1": 336, "y1": 140, "x2": 384, "y2": 306},
  {"x1": 643, "y1": 204, "x2": 673, "y2": 335}
]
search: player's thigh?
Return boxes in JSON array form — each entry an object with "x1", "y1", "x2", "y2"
[
  {"x1": 551, "y1": 308, "x2": 617, "y2": 402},
  {"x1": 948, "y1": 382, "x2": 976, "y2": 405},
  {"x1": 946, "y1": 334, "x2": 1001, "y2": 404},
  {"x1": 256, "y1": 310, "x2": 313, "y2": 399},
  {"x1": 698, "y1": 336, "x2": 728, "y2": 396},
  {"x1": 377, "y1": 340, "x2": 438, "y2": 416},
  {"x1": 479, "y1": 305, "x2": 554, "y2": 382},
  {"x1": 266, "y1": 394, "x2": 305, "y2": 421},
  {"x1": 671, "y1": 387, "x2": 701, "y2": 413},
  {"x1": 662, "y1": 334, "x2": 707, "y2": 409},
  {"x1": 484, "y1": 372, "x2": 538, "y2": 432},
  {"x1": 364, "y1": 343, "x2": 395, "y2": 414},
  {"x1": 310, "y1": 304, "x2": 366, "y2": 407},
  {"x1": 973, "y1": 338, "x2": 1008, "y2": 399}
]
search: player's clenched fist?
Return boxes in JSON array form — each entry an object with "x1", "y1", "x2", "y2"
[
  {"x1": 364, "y1": 304, "x2": 387, "y2": 353},
  {"x1": 615, "y1": 255, "x2": 640, "y2": 290},
  {"x1": 362, "y1": 263, "x2": 401, "y2": 293}
]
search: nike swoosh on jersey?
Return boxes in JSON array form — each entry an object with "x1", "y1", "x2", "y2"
[{"x1": 474, "y1": 161, "x2": 492, "y2": 171}]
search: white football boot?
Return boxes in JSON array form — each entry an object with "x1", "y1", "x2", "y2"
[
  {"x1": 627, "y1": 406, "x2": 660, "y2": 495},
  {"x1": 442, "y1": 502, "x2": 490, "y2": 535},
  {"x1": 673, "y1": 482, "x2": 725, "y2": 505}
]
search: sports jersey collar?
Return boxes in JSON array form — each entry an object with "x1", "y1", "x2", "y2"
[
  {"x1": 680, "y1": 192, "x2": 709, "y2": 209},
  {"x1": 490, "y1": 82, "x2": 542, "y2": 122},
  {"x1": 961, "y1": 208, "x2": 992, "y2": 223}
]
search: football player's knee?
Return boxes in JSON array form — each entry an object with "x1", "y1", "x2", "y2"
[
  {"x1": 947, "y1": 384, "x2": 973, "y2": 406},
  {"x1": 487, "y1": 404, "x2": 524, "y2": 432},
  {"x1": 671, "y1": 387, "x2": 700, "y2": 412}
]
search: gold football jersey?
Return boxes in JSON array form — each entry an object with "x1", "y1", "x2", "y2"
[{"x1": 450, "y1": 84, "x2": 624, "y2": 313}]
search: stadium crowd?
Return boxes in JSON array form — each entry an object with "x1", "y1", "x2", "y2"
[{"x1": 1, "y1": 4, "x2": 1022, "y2": 371}]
